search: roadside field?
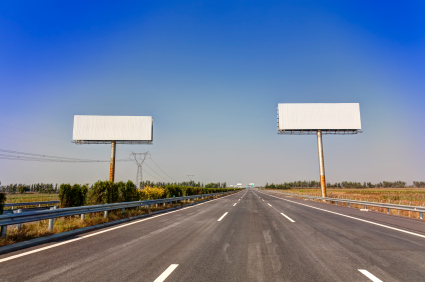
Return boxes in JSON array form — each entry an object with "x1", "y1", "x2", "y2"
[
  {"x1": 4, "y1": 193, "x2": 59, "y2": 204},
  {"x1": 265, "y1": 188, "x2": 425, "y2": 219}
]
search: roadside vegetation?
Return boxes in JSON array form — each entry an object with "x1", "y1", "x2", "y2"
[
  {"x1": 0, "y1": 180, "x2": 239, "y2": 247},
  {"x1": 0, "y1": 195, "x2": 223, "y2": 247}
]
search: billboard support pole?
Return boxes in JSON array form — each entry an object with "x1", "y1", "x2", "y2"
[
  {"x1": 110, "y1": 141, "x2": 116, "y2": 182},
  {"x1": 317, "y1": 130, "x2": 326, "y2": 197}
]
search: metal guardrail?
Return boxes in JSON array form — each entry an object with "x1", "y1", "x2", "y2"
[
  {"x1": 0, "y1": 191, "x2": 237, "y2": 237},
  {"x1": 4, "y1": 201, "x2": 60, "y2": 209},
  {"x1": 265, "y1": 190, "x2": 425, "y2": 219}
]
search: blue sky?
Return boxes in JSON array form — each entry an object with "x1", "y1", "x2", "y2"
[{"x1": 0, "y1": 1, "x2": 424, "y2": 186}]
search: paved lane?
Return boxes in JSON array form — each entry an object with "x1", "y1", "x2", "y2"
[
  {"x1": 0, "y1": 192, "x2": 243, "y2": 281},
  {"x1": 1, "y1": 189, "x2": 425, "y2": 281},
  {"x1": 255, "y1": 189, "x2": 425, "y2": 282}
]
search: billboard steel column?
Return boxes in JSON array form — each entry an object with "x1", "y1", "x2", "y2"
[
  {"x1": 110, "y1": 141, "x2": 116, "y2": 182},
  {"x1": 317, "y1": 130, "x2": 326, "y2": 197}
]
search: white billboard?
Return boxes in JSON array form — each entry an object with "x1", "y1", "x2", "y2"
[
  {"x1": 277, "y1": 103, "x2": 361, "y2": 131},
  {"x1": 73, "y1": 115, "x2": 153, "y2": 142}
]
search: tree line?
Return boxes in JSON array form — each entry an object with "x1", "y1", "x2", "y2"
[
  {"x1": 265, "y1": 180, "x2": 425, "y2": 189},
  {"x1": 0, "y1": 183, "x2": 58, "y2": 194},
  {"x1": 0, "y1": 180, "x2": 240, "y2": 213},
  {"x1": 141, "y1": 180, "x2": 227, "y2": 188},
  {"x1": 59, "y1": 181, "x2": 237, "y2": 207}
]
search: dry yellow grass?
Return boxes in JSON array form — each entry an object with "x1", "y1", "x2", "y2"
[
  {"x1": 4, "y1": 193, "x2": 59, "y2": 204},
  {"x1": 266, "y1": 188, "x2": 425, "y2": 219}
]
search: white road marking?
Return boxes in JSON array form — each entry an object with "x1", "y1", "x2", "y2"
[
  {"x1": 0, "y1": 192, "x2": 241, "y2": 263},
  {"x1": 267, "y1": 203, "x2": 272, "y2": 207},
  {"x1": 154, "y1": 264, "x2": 179, "y2": 282},
  {"x1": 257, "y1": 191, "x2": 425, "y2": 240},
  {"x1": 217, "y1": 212, "x2": 228, "y2": 221},
  {"x1": 281, "y1": 213, "x2": 295, "y2": 222},
  {"x1": 233, "y1": 203, "x2": 237, "y2": 206},
  {"x1": 238, "y1": 199, "x2": 240, "y2": 201},
  {"x1": 262, "y1": 199, "x2": 264, "y2": 201},
  {"x1": 358, "y1": 269, "x2": 383, "y2": 282}
]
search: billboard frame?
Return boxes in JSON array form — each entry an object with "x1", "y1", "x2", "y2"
[
  {"x1": 72, "y1": 115, "x2": 153, "y2": 182},
  {"x1": 276, "y1": 103, "x2": 362, "y2": 197},
  {"x1": 277, "y1": 104, "x2": 362, "y2": 135}
]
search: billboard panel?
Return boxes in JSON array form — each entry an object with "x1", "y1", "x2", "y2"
[
  {"x1": 277, "y1": 103, "x2": 361, "y2": 131},
  {"x1": 73, "y1": 115, "x2": 153, "y2": 142}
]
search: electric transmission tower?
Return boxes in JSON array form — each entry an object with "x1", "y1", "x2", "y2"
[
  {"x1": 130, "y1": 152, "x2": 150, "y2": 189},
  {"x1": 187, "y1": 175, "x2": 195, "y2": 186}
]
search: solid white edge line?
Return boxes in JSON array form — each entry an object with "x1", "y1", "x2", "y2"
[
  {"x1": 358, "y1": 269, "x2": 383, "y2": 282},
  {"x1": 217, "y1": 212, "x2": 228, "y2": 221},
  {"x1": 267, "y1": 203, "x2": 272, "y2": 206},
  {"x1": 154, "y1": 264, "x2": 179, "y2": 282},
  {"x1": 0, "y1": 192, "x2": 241, "y2": 263},
  {"x1": 233, "y1": 203, "x2": 237, "y2": 206},
  {"x1": 257, "y1": 191, "x2": 425, "y2": 239},
  {"x1": 280, "y1": 213, "x2": 295, "y2": 223}
]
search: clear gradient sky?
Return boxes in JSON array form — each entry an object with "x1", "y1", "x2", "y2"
[{"x1": 1, "y1": 1, "x2": 424, "y2": 186}]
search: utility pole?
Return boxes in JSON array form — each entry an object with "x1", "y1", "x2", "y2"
[{"x1": 130, "y1": 152, "x2": 150, "y2": 189}]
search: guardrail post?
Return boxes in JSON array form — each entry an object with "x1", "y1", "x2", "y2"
[
  {"x1": 364, "y1": 205, "x2": 367, "y2": 209},
  {"x1": 48, "y1": 206, "x2": 57, "y2": 231},
  {"x1": 0, "y1": 225, "x2": 6, "y2": 237},
  {"x1": 104, "y1": 210, "x2": 108, "y2": 218},
  {"x1": 420, "y1": 212, "x2": 423, "y2": 220},
  {"x1": 387, "y1": 208, "x2": 390, "y2": 214},
  {"x1": 348, "y1": 203, "x2": 351, "y2": 207},
  {"x1": 122, "y1": 208, "x2": 125, "y2": 213},
  {"x1": 81, "y1": 213, "x2": 85, "y2": 221},
  {"x1": 15, "y1": 209, "x2": 23, "y2": 229},
  {"x1": 155, "y1": 204, "x2": 158, "y2": 208}
]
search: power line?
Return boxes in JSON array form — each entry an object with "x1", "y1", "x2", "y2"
[
  {"x1": 0, "y1": 135, "x2": 115, "y2": 153},
  {"x1": 0, "y1": 123, "x2": 70, "y2": 141},
  {"x1": 0, "y1": 149, "x2": 131, "y2": 163},
  {"x1": 144, "y1": 162, "x2": 170, "y2": 182},
  {"x1": 141, "y1": 168, "x2": 162, "y2": 182},
  {"x1": 149, "y1": 158, "x2": 176, "y2": 182}
]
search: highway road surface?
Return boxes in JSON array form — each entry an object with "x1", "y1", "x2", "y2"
[{"x1": 1, "y1": 189, "x2": 425, "y2": 281}]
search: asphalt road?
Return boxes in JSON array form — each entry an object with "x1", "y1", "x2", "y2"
[{"x1": 1, "y1": 189, "x2": 425, "y2": 281}]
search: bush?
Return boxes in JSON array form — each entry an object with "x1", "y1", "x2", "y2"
[
  {"x1": 139, "y1": 186, "x2": 165, "y2": 200},
  {"x1": 0, "y1": 192, "x2": 5, "y2": 215},
  {"x1": 117, "y1": 180, "x2": 138, "y2": 202},
  {"x1": 59, "y1": 184, "x2": 88, "y2": 208},
  {"x1": 88, "y1": 180, "x2": 136, "y2": 205},
  {"x1": 17, "y1": 186, "x2": 30, "y2": 194}
]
